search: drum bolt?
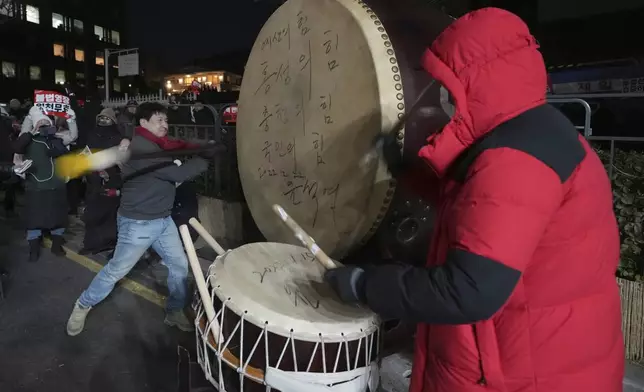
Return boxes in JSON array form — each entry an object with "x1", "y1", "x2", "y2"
[
  {"x1": 396, "y1": 93, "x2": 403, "y2": 100},
  {"x1": 394, "y1": 74, "x2": 401, "y2": 81},
  {"x1": 387, "y1": 49, "x2": 394, "y2": 55},
  {"x1": 375, "y1": 21, "x2": 382, "y2": 26},
  {"x1": 397, "y1": 103, "x2": 405, "y2": 110},
  {"x1": 421, "y1": 217, "x2": 427, "y2": 222},
  {"x1": 392, "y1": 66, "x2": 399, "y2": 73},
  {"x1": 384, "y1": 41, "x2": 391, "y2": 47},
  {"x1": 396, "y1": 131, "x2": 404, "y2": 140},
  {"x1": 398, "y1": 113, "x2": 404, "y2": 119},
  {"x1": 370, "y1": 14, "x2": 377, "y2": 20},
  {"x1": 378, "y1": 27, "x2": 385, "y2": 33},
  {"x1": 381, "y1": 34, "x2": 389, "y2": 40},
  {"x1": 366, "y1": 9, "x2": 373, "y2": 13},
  {"x1": 395, "y1": 83, "x2": 403, "y2": 90}
]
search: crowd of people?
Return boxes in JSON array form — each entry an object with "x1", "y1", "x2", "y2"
[{"x1": 0, "y1": 96, "x2": 217, "y2": 329}]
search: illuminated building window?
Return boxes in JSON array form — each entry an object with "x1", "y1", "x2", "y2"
[
  {"x1": 26, "y1": 5, "x2": 39, "y2": 24},
  {"x1": 96, "y1": 53, "x2": 104, "y2": 66},
  {"x1": 2, "y1": 62, "x2": 16, "y2": 78},
  {"x1": 53, "y1": 43, "x2": 65, "y2": 58},
  {"x1": 75, "y1": 49, "x2": 84, "y2": 62},
  {"x1": 94, "y1": 25, "x2": 104, "y2": 40},
  {"x1": 111, "y1": 30, "x2": 120, "y2": 45},
  {"x1": 52, "y1": 12, "x2": 63, "y2": 29},
  {"x1": 74, "y1": 19, "x2": 83, "y2": 33},
  {"x1": 29, "y1": 65, "x2": 41, "y2": 80},
  {"x1": 55, "y1": 69, "x2": 66, "y2": 85}
]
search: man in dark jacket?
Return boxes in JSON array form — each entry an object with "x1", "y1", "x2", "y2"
[
  {"x1": 325, "y1": 8, "x2": 623, "y2": 392},
  {"x1": 67, "y1": 102, "x2": 209, "y2": 336},
  {"x1": 80, "y1": 108, "x2": 127, "y2": 255}
]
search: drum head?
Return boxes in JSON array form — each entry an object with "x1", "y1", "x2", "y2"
[
  {"x1": 237, "y1": 0, "x2": 405, "y2": 259},
  {"x1": 211, "y1": 242, "x2": 379, "y2": 341}
]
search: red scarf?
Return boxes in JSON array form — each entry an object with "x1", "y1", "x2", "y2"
[{"x1": 135, "y1": 126, "x2": 200, "y2": 151}]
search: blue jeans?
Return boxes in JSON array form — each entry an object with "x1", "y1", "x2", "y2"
[
  {"x1": 27, "y1": 228, "x2": 65, "y2": 240},
  {"x1": 78, "y1": 215, "x2": 189, "y2": 312}
]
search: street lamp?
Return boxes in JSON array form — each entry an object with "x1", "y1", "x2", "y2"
[{"x1": 104, "y1": 47, "x2": 139, "y2": 101}]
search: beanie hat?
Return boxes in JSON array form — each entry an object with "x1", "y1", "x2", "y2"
[
  {"x1": 96, "y1": 107, "x2": 117, "y2": 124},
  {"x1": 126, "y1": 99, "x2": 138, "y2": 108}
]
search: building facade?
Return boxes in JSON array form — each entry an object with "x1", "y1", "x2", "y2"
[
  {"x1": 0, "y1": 0, "x2": 126, "y2": 102},
  {"x1": 164, "y1": 69, "x2": 242, "y2": 95}
]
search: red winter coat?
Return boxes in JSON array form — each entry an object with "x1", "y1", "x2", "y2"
[{"x1": 360, "y1": 8, "x2": 623, "y2": 392}]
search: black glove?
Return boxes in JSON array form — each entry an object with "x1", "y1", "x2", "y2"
[
  {"x1": 374, "y1": 133, "x2": 405, "y2": 177},
  {"x1": 324, "y1": 266, "x2": 367, "y2": 304},
  {"x1": 199, "y1": 144, "x2": 223, "y2": 160}
]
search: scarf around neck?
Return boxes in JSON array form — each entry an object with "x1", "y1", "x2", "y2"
[{"x1": 135, "y1": 126, "x2": 199, "y2": 151}]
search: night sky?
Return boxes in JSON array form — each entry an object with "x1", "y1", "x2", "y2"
[{"x1": 127, "y1": 0, "x2": 276, "y2": 71}]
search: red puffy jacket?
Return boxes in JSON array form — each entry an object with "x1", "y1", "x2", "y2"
[{"x1": 361, "y1": 8, "x2": 623, "y2": 392}]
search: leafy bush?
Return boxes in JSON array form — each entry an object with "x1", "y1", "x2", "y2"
[{"x1": 594, "y1": 147, "x2": 644, "y2": 281}]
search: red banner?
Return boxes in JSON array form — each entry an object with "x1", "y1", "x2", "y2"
[{"x1": 33, "y1": 90, "x2": 72, "y2": 119}]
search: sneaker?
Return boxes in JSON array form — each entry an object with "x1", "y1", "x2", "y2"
[
  {"x1": 164, "y1": 310, "x2": 195, "y2": 332},
  {"x1": 66, "y1": 301, "x2": 92, "y2": 336}
]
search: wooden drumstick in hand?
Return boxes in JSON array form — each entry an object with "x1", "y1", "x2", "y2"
[{"x1": 272, "y1": 204, "x2": 339, "y2": 270}]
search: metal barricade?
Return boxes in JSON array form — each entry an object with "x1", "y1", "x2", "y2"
[{"x1": 547, "y1": 96, "x2": 593, "y2": 137}]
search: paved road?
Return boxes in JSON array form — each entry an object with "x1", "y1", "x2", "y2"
[{"x1": 0, "y1": 216, "x2": 213, "y2": 392}]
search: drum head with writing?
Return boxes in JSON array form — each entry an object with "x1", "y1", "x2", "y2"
[
  {"x1": 211, "y1": 242, "x2": 379, "y2": 341},
  {"x1": 237, "y1": 0, "x2": 405, "y2": 259}
]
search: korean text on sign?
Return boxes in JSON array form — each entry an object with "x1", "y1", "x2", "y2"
[{"x1": 33, "y1": 90, "x2": 72, "y2": 119}]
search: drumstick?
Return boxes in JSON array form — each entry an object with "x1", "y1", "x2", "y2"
[
  {"x1": 55, "y1": 144, "x2": 225, "y2": 180},
  {"x1": 188, "y1": 217, "x2": 227, "y2": 256},
  {"x1": 272, "y1": 204, "x2": 339, "y2": 270},
  {"x1": 178, "y1": 224, "x2": 222, "y2": 341}
]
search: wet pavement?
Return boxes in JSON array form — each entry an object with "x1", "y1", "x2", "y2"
[{"x1": 0, "y1": 214, "x2": 214, "y2": 392}]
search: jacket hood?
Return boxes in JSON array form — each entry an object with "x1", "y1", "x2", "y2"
[
  {"x1": 418, "y1": 8, "x2": 547, "y2": 177},
  {"x1": 25, "y1": 106, "x2": 52, "y2": 134}
]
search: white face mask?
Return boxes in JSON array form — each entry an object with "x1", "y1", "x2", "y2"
[{"x1": 439, "y1": 85, "x2": 455, "y2": 119}]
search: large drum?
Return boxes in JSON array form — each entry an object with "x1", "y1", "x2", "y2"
[
  {"x1": 193, "y1": 242, "x2": 381, "y2": 392},
  {"x1": 237, "y1": 0, "x2": 453, "y2": 262}
]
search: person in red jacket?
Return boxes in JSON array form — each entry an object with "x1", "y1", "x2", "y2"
[{"x1": 325, "y1": 8, "x2": 624, "y2": 392}]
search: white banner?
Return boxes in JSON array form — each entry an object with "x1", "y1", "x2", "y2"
[
  {"x1": 118, "y1": 53, "x2": 139, "y2": 77},
  {"x1": 551, "y1": 78, "x2": 644, "y2": 95}
]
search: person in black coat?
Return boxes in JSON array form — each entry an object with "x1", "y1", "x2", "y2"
[{"x1": 79, "y1": 108, "x2": 128, "y2": 255}]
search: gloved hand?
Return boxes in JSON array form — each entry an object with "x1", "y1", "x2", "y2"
[
  {"x1": 324, "y1": 266, "x2": 367, "y2": 304},
  {"x1": 67, "y1": 108, "x2": 76, "y2": 122},
  {"x1": 373, "y1": 132, "x2": 405, "y2": 177},
  {"x1": 100, "y1": 188, "x2": 120, "y2": 197}
]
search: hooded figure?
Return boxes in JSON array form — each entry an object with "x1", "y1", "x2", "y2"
[
  {"x1": 79, "y1": 108, "x2": 126, "y2": 255},
  {"x1": 117, "y1": 100, "x2": 137, "y2": 139},
  {"x1": 324, "y1": 9, "x2": 623, "y2": 392},
  {"x1": 13, "y1": 106, "x2": 78, "y2": 261}
]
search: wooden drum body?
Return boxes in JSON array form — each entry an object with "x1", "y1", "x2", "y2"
[
  {"x1": 193, "y1": 242, "x2": 381, "y2": 392},
  {"x1": 236, "y1": 0, "x2": 454, "y2": 264}
]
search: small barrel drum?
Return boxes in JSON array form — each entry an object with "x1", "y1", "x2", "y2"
[{"x1": 193, "y1": 242, "x2": 381, "y2": 392}]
